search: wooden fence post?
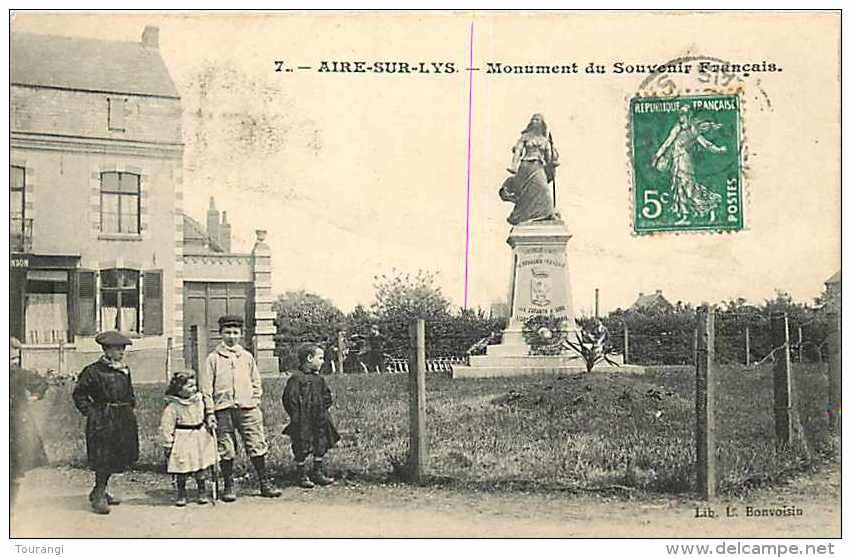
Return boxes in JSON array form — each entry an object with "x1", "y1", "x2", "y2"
[
  {"x1": 623, "y1": 323, "x2": 630, "y2": 365},
  {"x1": 165, "y1": 337, "x2": 173, "y2": 383},
  {"x1": 695, "y1": 305, "x2": 716, "y2": 500},
  {"x1": 827, "y1": 312, "x2": 841, "y2": 435},
  {"x1": 797, "y1": 326, "x2": 804, "y2": 363},
  {"x1": 771, "y1": 313, "x2": 792, "y2": 448},
  {"x1": 594, "y1": 288, "x2": 600, "y2": 319},
  {"x1": 337, "y1": 331, "x2": 345, "y2": 375},
  {"x1": 407, "y1": 319, "x2": 427, "y2": 481},
  {"x1": 188, "y1": 325, "x2": 197, "y2": 372},
  {"x1": 57, "y1": 338, "x2": 65, "y2": 375},
  {"x1": 189, "y1": 325, "x2": 207, "y2": 373},
  {"x1": 745, "y1": 326, "x2": 751, "y2": 367},
  {"x1": 693, "y1": 328, "x2": 698, "y2": 366}
]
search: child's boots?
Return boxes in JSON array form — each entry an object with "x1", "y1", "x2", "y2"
[
  {"x1": 221, "y1": 459, "x2": 237, "y2": 502},
  {"x1": 196, "y1": 477, "x2": 209, "y2": 505},
  {"x1": 251, "y1": 455, "x2": 282, "y2": 498},
  {"x1": 175, "y1": 476, "x2": 187, "y2": 507},
  {"x1": 297, "y1": 462, "x2": 315, "y2": 489},
  {"x1": 89, "y1": 485, "x2": 111, "y2": 515},
  {"x1": 311, "y1": 460, "x2": 335, "y2": 486}
]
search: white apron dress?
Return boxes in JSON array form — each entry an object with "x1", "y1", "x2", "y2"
[{"x1": 160, "y1": 393, "x2": 217, "y2": 474}]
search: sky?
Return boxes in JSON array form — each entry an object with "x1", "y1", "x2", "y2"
[{"x1": 10, "y1": 11, "x2": 841, "y2": 315}]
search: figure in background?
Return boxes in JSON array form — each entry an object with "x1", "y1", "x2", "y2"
[
  {"x1": 366, "y1": 326, "x2": 387, "y2": 374},
  {"x1": 10, "y1": 337, "x2": 49, "y2": 511},
  {"x1": 499, "y1": 113, "x2": 561, "y2": 225}
]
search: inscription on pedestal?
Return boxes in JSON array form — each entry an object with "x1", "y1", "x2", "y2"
[{"x1": 513, "y1": 246, "x2": 570, "y2": 323}]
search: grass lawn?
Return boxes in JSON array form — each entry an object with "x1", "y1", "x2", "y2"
[{"x1": 34, "y1": 363, "x2": 835, "y2": 496}]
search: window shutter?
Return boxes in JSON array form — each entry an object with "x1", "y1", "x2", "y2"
[
  {"x1": 143, "y1": 270, "x2": 163, "y2": 336},
  {"x1": 76, "y1": 270, "x2": 97, "y2": 335}
]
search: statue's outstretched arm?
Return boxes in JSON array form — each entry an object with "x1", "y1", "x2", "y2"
[{"x1": 696, "y1": 134, "x2": 726, "y2": 154}]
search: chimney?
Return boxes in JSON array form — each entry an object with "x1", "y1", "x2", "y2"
[
  {"x1": 220, "y1": 211, "x2": 232, "y2": 253},
  {"x1": 655, "y1": 289, "x2": 663, "y2": 295},
  {"x1": 206, "y1": 197, "x2": 220, "y2": 249},
  {"x1": 141, "y1": 25, "x2": 159, "y2": 49},
  {"x1": 638, "y1": 292, "x2": 644, "y2": 297}
]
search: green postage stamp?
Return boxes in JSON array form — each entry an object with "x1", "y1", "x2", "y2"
[{"x1": 630, "y1": 94, "x2": 743, "y2": 234}]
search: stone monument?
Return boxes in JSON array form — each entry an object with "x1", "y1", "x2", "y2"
[{"x1": 453, "y1": 113, "x2": 642, "y2": 378}]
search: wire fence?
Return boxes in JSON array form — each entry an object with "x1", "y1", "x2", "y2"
[{"x1": 604, "y1": 310, "x2": 835, "y2": 367}]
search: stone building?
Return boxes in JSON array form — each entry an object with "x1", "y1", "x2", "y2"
[
  {"x1": 824, "y1": 270, "x2": 840, "y2": 311},
  {"x1": 10, "y1": 28, "x2": 277, "y2": 380},
  {"x1": 181, "y1": 198, "x2": 277, "y2": 374},
  {"x1": 628, "y1": 289, "x2": 674, "y2": 313}
]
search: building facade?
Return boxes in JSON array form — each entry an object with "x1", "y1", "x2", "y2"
[
  {"x1": 10, "y1": 27, "x2": 278, "y2": 380},
  {"x1": 10, "y1": 28, "x2": 184, "y2": 381},
  {"x1": 181, "y1": 199, "x2": 278, "y2": 374}
]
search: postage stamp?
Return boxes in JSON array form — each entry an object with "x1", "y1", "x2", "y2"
[{"x1": 630, "y1": 94, "x2": 743, "y2": 234}]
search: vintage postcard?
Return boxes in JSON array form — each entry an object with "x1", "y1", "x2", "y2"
[{"x1": 6, "y1": 9, "x2": 842, "y2": 545}]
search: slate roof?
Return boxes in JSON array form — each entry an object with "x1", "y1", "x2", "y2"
[
  {"x1": 629, "y1": 290, "x2": 674, "y2": 312},
  {"x1": 11, "y1": 31, "x2": 179, "y2": 98},
  {"x1": 182, "y1": 213, "x2": 223, "y2": 254}
]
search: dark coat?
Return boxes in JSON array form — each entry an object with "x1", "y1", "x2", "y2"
[
  {"x1": 10, "y1": 366, "x2": 49, "y2": 479},
  {"x1": 72, "y1": 360, "x2": 139, "y2": 473},
  {"x1": 282, "y1": 370, "x2": 340, "y2": 455}
]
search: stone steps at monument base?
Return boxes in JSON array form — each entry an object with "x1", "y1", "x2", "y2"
[
  {"x1": 451, "y1": 363, "x2": 646, "y2": 379},
  {"x1": 468, "y1": 353, "x2": 625, "y2": 367}
]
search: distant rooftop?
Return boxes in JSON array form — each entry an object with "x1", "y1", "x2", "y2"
[
  {"x1": 11, "y1": 28, "x2": 179, "y2": 98},
  {"x1": 629, "y1": 289, "x2": 674, "y2": 312},
  {"x1": 825, "y1": 270, "x2": 840, "y2": 285},
  {"x1": 182, "y1": 212, "x2": 224, "y2": 255}
]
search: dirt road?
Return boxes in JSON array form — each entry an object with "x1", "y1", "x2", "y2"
[{"x1": 10, "y1": 462, "x2": 840, "y2": 538}]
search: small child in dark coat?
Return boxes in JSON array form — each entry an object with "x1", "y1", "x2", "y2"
[{"x1": 282, "y1": 344, "x2": 340, "y2": 488}]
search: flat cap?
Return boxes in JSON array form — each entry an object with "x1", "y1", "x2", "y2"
[
  {"x1": 95, "y1": 331, "x2": 133, "y2": 347},
  {"x1": 218, "y1": 314, "x2": 244, "y2": 329}
]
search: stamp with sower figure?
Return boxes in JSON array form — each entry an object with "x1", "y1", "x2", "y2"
[{"x1": 630, "y1": 94, "x2": 743, "y2": 234}]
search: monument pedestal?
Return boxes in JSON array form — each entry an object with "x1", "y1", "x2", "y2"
[{"x1": 453, "y1": 220, "x2": 644, "y2": 378}]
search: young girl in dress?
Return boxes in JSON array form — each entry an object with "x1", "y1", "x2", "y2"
[{"x1": 160, "y1": 371, "x2": 218, "y2": 506}]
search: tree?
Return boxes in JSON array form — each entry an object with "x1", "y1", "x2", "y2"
[
  {"x1": 372, "y1": 269, "x2": 451, "y2": 322},
  {"x1": 369, "y1": 270, "x2": 451, "y2": 357},
  {"x1": 274, "y1": 290, "x2": 345, "y2": 370},
  {"x1": 345, "y1": 304, "x2": 374, "y2": 336}
]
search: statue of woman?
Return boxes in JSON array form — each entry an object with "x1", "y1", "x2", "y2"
[
  {"x1": 499, "y1": 113, "x2": 560, "y2": 225},
  {"x1": 652, "y1": 105, "x2": 726, "y2": 223}
]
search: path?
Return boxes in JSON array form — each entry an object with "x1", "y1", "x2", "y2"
[{"x1": 10, "y1": 462, "x2": 840, "y2": 538}]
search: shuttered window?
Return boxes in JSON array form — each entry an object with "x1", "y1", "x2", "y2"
[
  {"x1": 76, "y1": 270, "x2": 97, "y2": 336},
  {"x1": 142, "y1": 270, "x2": 163, "y2": 336}
]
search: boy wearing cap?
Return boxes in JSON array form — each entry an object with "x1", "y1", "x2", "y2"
[
  {"x1": 198, "y1": 315, "x2": 282, "y2": 501},
  {"x1": 72, "y1": 331, "x2": 139, "y2": 515}
]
